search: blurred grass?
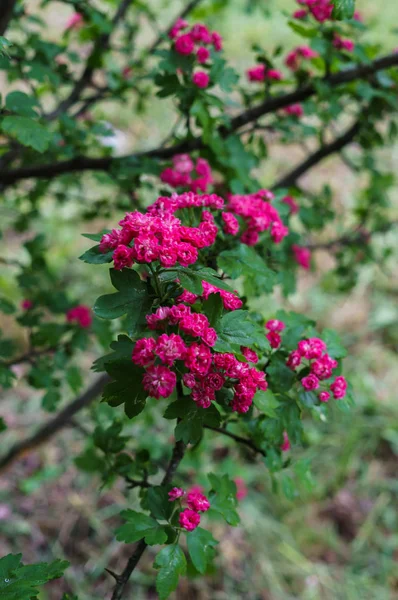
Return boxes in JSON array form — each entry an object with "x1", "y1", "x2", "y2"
[{"x1": 1, "y1": 0, "x2": 397, "y2": 599}]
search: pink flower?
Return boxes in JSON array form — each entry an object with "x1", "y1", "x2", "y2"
[
  {"x1": 155, "y1": 333, "x2": 187, "y2": 365},
  {"x1": 286, "y1": 350, "x2": 302, "y2": 370},
  {"x1": 175, "y1": 33, "x2": 195, "y2": 55},
  {"x1": 197, "y1": 46, "x2": 210, "y2": 63},
  {"x1": 284, "y1": 103, "x2": 304, "y2": 117},
  {"x1": 192, "y1": 71, "x2": 210, "y2": 88},
  {"x1": 281, "y1": 431, "x2": 290, "y2": 452},
  {"x1": 333, "y1": 35, "x2": 355, "y2": 52},
  {"x1": 330, "y1": 375, "x2": 347, "y2": 399},
  {"x1": 65, "y1": 12, "x2": 83, "y2": 31},
  {"x1": 21, "y1": 299, "x2": 33, "y2": 311},
  {"x1": 142, "y1": 365, "x2": 177, "y2": 399},
  {"x1": 265, "y1": 319, "x2": 285, "y2": 332},
  {"x1": 169, "y1": 18, "x2": 188, "y2": 39},
  {"x1": 222, "y1": 212, "x2": 239, "y2": 235},
  {"x1": 113, "y1": 245, "x2": 134, "y2": 270},
  {"x1": 293, "y1": 9, "x2": 308, "y2": 18},
  {"x1": 132, "y1": 338, "x2": 156, "y2": 367},
  {"x1": 168, "y1": 487, "x2": 185, "y2": 501},
  {"x1": 184, "y1": 343, "x2": 212, "y2": 376},
  {"x1": 66, "y1": 305, "x2": 92, "y2": 328},
  {"x1": 234, "y1": 477, "x2": 248, "y2": 501},
  {"x1": 319, "y1": 391, "x2": 331, "y2": 402},
  {"x1": 211, "y1": 31, "x2": 223, "y2": 51},
  {"x1": 202, "y1": 327, "x2": 218, "y2": 347},
  {"x1": 179, "y1": 509, "x2": 201, "y2": 531},
  {"x1": 122, "y1": 66, "x2": 133, "y2": 79},
  {"x1": 292, "y1": 244, "x2": 311, "y2": 269},
  {"x1": 187, "y1": 491, "x2": 210, "y2": 512},
  {"x1": 191, "y1": 24, "x2": 212, "y2": 44},
  {"x1": 241, "y1": 347, "x2": 259, "y2": 363},
  {"x1": 247, "y1": 65, "x2": 266, "y2": 82},
  {"x1": 282, "y1": 195, "x2": 299, "y2": 214},
  {"x1": 302, "y1": 374, "x2": 320, "y2": 391},
  {"x1": 146, "y1": 306, "x2": 171, "y2": 330},
  {"x1": 266, "y1": 331, "x2": 282, "y2": 349},
  {"x1": 353, "y1": 10, "x2": 363, "y2": 22}
]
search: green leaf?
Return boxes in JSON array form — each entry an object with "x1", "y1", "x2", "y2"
[
  {"x1": 79, "y1": 245, "x2": 113, "y2": 264},
  {"x1": 154, "y1": 545, "x2": 186, "y2": 600},
  {"x1": 161, "y1": 267, "x2": 233, "y2": 295},
  {"x1": 0, "y1": 554, "x2": 69, "y2": 600},
  {"x1": 5, "y1": 91, "x2": 39, "y2": 117},
  {"x1": 253, "y1": 390, "x2": 280, "y2": 418},
  {"x1": 165, "y1": 397, "x2": 221, "y2": 444},
  {"x1": 331, "y1": 0, "x2": 355, "y2": 19},
  {"x1": 93, "y1": 335, "x2": 135, "y2": 372},
  {"x1": 202, "y1": 293, "x2": 224, "y2": 328},
  {"x1": 146, "y1": 486, "x2": 174, "y2": 521},
  {"x1": 214, "y1": 310, "x2": 265, "y2": 353},
  {"x1": 321, "y1": 328, "x2": 347, "y2": 359},
  {"x1": 66, "y1": 365, "x2": 83, "y2": 393},
  {"x1": 218, "y1": 245, "x2": 276, "y2": 292},
  {"x1": 116, "y1": 510, "x2": 168, "y2": 546},
  {"x1": 102, "y1": 361, "x2": 147, "y2": 419},
  {"x1": 208, "y1": 473, "x2": 240, "y2": 526},
  {"x1": 0, "y1": 296, "x2": 16, "y2": 315},
  {"x1": 187, "y1": 528, "x2": 218, "y2": 574},
  {"x1": 94, "y1": 269, "x2": 152, "y2": 336},
  {"x1": 1, "y1": 116, "x2": 53, "y2": 153},
  {"x1": 267, "y1": 353, "x2": 296, "y2": 393}
]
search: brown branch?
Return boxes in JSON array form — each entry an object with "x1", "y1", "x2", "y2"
[
  {"x1": 0, "y1": 374, "x2": 109, "y2": 473},
  {"x1": 205, "y1": 425, "x2": 266, "y2": 457},
  {"x1": 272, "y1": 120, "x2": 361, "y2": 190},
  {"x1": 307, "y1": 220, "x2": 398, "y2": 250},
  {"x1": 1, "y1": 52, "x2": 397, "y2": 187},
  {"x1": 46, "y1": 0, "x2": 134, "y2": 121},
  {"x1": 2, "y1": 346, "x2": 58, "y2": 367},
  {"x1": 0, "y1": 0, "x2": 17, "y2": 35},
  {"x1": 110, "y1": 439, "x2": 186, "y2": 600}
]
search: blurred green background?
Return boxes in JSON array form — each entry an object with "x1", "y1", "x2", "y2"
[{"x1": 0, "y1": 1, "x2": 397, "y2": 598}]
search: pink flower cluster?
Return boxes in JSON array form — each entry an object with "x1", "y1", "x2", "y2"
[
  {"x1": 66, "y1": 305, "x2": 92, "y2": 328},
  {"x1": 333, "y1": 35, "x2": 355, "y2": 52},
  {"x1": 132, "y1": 303, "x2": 267, "y2": 413},
  {"x1": 265, "y1": 319, "x2": 285, "y2": 349},
  {"x1": 65, "y1": 12, "x2": 83, "y2": 31},
  {"x1": 292, "y1": 244, "x2": 311, "y2": 270},
  {"x1": 99, "y1": 202, "x2": 219, "y2": 270},
  {"x1": 160, "y1": 155, "x2": 213, "y2": 193},
  {"x1": 284, "y1": 103, "x2": 304, "y2": 117},
  {"x1": 247, "y1": 65, "x2": 283, "y2": 83},
  {"x1": 168, "y1": 486, "x2": 210, "y2": 531},
  {"x1": 226, "y1": 189, "x2": 288, "y2": 246},
  {"x1": 170, "y1": 21, "x2": 222, "y2": 89},
  {"x1": 282, "y1": 195, "x2": 299, "y2": 214},
  {"x1": 147, "y1": 190, "x2": 223, "y2": 216},
  {"x1": 294, "y1": 0, "x2": 334, "y2": 22},
  {"x1": 285, "y1": 45, "x2": 318, "y2": 71},
  {"x1": 178, "y1": 280, "x2": 243, "y2": 312},
  {"x1": 286, "y1": 338, "x2": 347, "y2": 401}
]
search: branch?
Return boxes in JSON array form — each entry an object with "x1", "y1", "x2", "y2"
[
  {"x1": 307, "y1": 220, "x2": 398, "y2": 250},
  {"x1": 46, "y1": 0, "x2": 134, "y2": 120},
  {"x1": 205, "y1": 425, "x2": 266, "y2": 457},
  {"x1": 0, "y1": 374, "x2": 109, "y2": 473},
  {"x1": 272, "y1": 120, "x2": 361, "y2": 189},
  {"x1": 1, "y1": 52, "x2": 397, "y2": 186},
  {"x1": 0, "y1": 0, "x2": 17, "y2": 35},
  {"x1": 110, "y1": 439, "x2": 186, "y2": 600}
]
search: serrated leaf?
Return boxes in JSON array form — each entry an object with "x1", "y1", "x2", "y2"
[
  {"x1": 0, "y1": 296, "x2": 16, "y2": 315},
  {"x1": 5, "y1": 91, "x2": 39, "y2": 117},
  {"x1": 165, "y1": 397, "x2": 221, "y2": 444},
  {"x1": 214, "y1": 310, "x2": 263, "y2": 353},
  {"x1": 154, "y1": 545, "x2": 186, "y2": 600},
  {"x1": 102, "y1": 361, "x2": 147, "y2": 419},
  {"x1": 116, "y1": 510, "x2": 168, "y2": 546},
  {"x1": 253, "y1": 390, "x2": 279, "y2": 417},
  {"x1": 332, "y1": 0, "x2": 355, "y2": 19},
  {"x1": 79, "y1": 245, "x2": 113, "y2": 264},
  {"x1": 0, "y1": 554, "x2": 69, "y2": 600},
  {"x1": 146, "y1": 486, "x2": 173, "y2": 521},
  {"x1": 187, "y1": 528, "x2": 218, "y2": 574},
  {"x1": 1, "y1": 116, "x2": 53, "y2": 152},
  {"x1": 208, "y1": 473, "x2": 240, "y2": 526}
]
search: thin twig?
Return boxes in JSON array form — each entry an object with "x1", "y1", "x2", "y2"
[
  {"x1": 0, "y1": 374, "x2": 109, "y2": 473},
  {"x1": 204, "y1": 425, "x2": 266, "y2": 457},
  {"x1": 110, "y1": 439, "x2": 186, "y2": 600},
  {"x1": 2, "y1": 52, "x2": 397, "y2": 186}
]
